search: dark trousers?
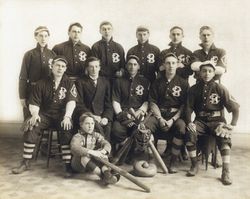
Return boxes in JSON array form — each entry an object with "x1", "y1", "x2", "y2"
[{"x1": 23, "y1": 113, "x2": 72, "y2": 145}]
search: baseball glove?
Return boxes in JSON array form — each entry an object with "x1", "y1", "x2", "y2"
[
  {"x1": 117, "y1": 111, "x2": 136, "y2": 127},
  {"x1": 215, "y1": 123, "x2": 233, "y2": 139},
  {"x1": 133, "y1": 160, "x2": 157, "y2": 177}
]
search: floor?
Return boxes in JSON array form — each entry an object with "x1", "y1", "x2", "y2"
[{"x1": 0, "y1": 124, "x2": 250, "y2": 199}]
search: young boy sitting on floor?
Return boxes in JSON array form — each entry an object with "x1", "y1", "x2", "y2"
[{"x1": 70, "y1": 112, "x2": 120, "y2": 184}]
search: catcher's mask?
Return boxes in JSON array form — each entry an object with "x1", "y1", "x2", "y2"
[{"x1": 134, "y1": 125, "x2": 151, "y2": 151}]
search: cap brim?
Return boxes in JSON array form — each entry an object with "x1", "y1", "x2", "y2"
[{"x1": 53, "y1": 58, "x2": 68, "y2": 65}]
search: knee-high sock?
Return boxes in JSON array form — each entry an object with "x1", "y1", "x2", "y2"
[
  {"x1": 41, "y1": 130, "x2": 49, "y2": 142},
  {"x1": 186, "y1": 144, "x2": 197, "y2": 158},
  {"x1": 23, "y1": 142, "x2": 36, "y2": 160},
  {"x1": 171, "y1": 134, "x2": 183, "y2": 156},
  {"x1": 61, "y1": 145, "x2": 71, "y2": 164},
  {"x1": 219, "y1": 144, "x2": 231, "y2": 164}
]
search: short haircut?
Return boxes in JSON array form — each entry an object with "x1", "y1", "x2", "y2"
[
  {"x1": 199, "y1": 26, "x2": 214, "y2": 35},
  {"x1": 68, "y1": 22, "x2": 83, "y2": 32},
  {"x1": 99, "y1": 21, "x2": 113, "y2": 29},
  {"x1": 170, "y1": 26, "x2": 184, "y2": 34},
  {"x1": 79, "y1": 112, "x2": 95, "y2": 125},
  {"x1": 85, "y1": 56, "x2": 100, "y2": 67}
]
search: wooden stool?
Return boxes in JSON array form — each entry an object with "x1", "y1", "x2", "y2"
[{"x1": 34, "y1": 128, "x2": 62, "y2": 168}]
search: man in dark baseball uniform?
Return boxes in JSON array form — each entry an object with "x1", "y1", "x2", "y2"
[
  {"x1": 19, "y1": 26, "x2": 56, "y2": 120},
  {"x1": 53, "y1": 22, "x2": 91, "y2": 81},
  {"x1": 191, "y1": 26, "x2": 227, "y2": 80},
  {"x1": 12, "y1": 56, "x2": 78, "y2": 178},
  {"x1": 112, "y1": 55, "x2": 150, "y2": 147},
  {"x1": 159, "y1": 26, "x2": 192, "y2": 159},
  {"x1": 185, "y1": 61, "x2": 239, "y2": 185},
  {"x1": 159, "y1": 26, "x2": 193, "y2": 81},
  {"x1": 75, "y1": 56, "x2": 113, "y2": 141},
  {"x1": 145, "y1": 53, "x2": 189, "y2": 173},
  {"x1": 127, "y1": 26, "x2": 160, "y2": 83},
  {"x1": 92, "y1": 21, "x2": 125, "y2": 80}
]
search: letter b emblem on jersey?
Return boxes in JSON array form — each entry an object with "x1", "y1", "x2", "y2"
[
  {"x1": 172, "y1": 86, "x2": 182, "y2": 97},
  {"x1": 112, "y1": 53, "x2": 120, "y2": 63},
  {"x1": 209, "y1": 93, "x2": 220, "y2": 104},
  {"x1": 79, "y1": 51, "x2": 87, "y2": 61},
  {"x1": 58, "y1": 87, "x2": 67, "y2": 100},
  {"x1": 135, "y1": 85, "x2": 144, "y2": 96},
  {"x1": 210, "y1": 56, "x2": 218, "y2": 65},
  {"x1": 147, "y1": 53, "x2": 155, "y2": 63}
]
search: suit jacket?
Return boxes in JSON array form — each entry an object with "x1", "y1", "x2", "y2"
[{"x1": 75, "y1": 76, "x2": 113, "y2": 121}]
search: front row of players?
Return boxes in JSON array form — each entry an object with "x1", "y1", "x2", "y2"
[{"x1": 13, "y1": 53, "x2": 239, "y2": 186}]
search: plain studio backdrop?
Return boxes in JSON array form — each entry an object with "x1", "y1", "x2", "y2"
[{"x1": 0, "y1": 0, "x2": 249, "y2": 133}]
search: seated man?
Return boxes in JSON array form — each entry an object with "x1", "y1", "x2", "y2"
[
  {"x1": 145, "y1": 53, "x2": 189, "y2": 173},
  {"x1": 12, "y1": 56, "x2": 78, "y2": 178},
  {"x1": 75, "y1": 56, "x2": 113, "y2": 141},
  {"x1": 111, "y1": 55, "x2": 150, "y2": 158},
  {"x1": 185, "y1": 61, "x2": 239, "y2": 185}
]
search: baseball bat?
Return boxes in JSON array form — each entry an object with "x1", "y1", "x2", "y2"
[
  {"x1": 92, "y1": 155, "x2": 151, "y2": 193},
  {"x1": 148, "y1": 140, "x2": 168, "y2": 174},
  {"x1": 112, "y1": 137, "x2": 133, "y2": 164}
]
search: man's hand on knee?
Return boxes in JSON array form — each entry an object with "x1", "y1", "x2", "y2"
[{"x1": 61, "y1": 116, "x2": 73, "y2": 130}]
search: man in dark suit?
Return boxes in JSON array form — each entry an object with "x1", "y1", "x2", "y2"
[{"x1": 75, "y1": 57, "x2": 113, "y2": 141}]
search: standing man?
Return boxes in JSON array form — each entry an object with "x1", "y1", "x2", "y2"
[
  {"x1": 185, "y1": 61, "x2": 239, "y2": 185},
  {"x1": 112, "y1": 55, "x2": 150, "y2": 150},
  {"x1": 53, "y1": 22, "x2": 91, "y2": 81},
  {"x1": 19, "y1": 26, "x2": 56, "y2": 119},
  {"x1": 145, "y1": 53, "x2": 189, "y2": 173},
  {"x1": 75, "y1": 57, "x2": 113, "y2": 141},
  {"x1": 191, "y1": 26, "x2": 227, "y2": 80},
  {"x1": 12, "y1": 56, "x2": 78, "y2": 178},
  {"x1": 127, "y1": 26, "x2": 160, "y2": 83},
  {"x1": 159, "y1": 26, "x2": 193, "y2": 81},
  {"x1": 92, "y1": 21, "x2": 125, "y2": 80}
]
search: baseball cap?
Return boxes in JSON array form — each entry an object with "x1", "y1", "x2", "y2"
[
  {"x1": 136, "y1": 25, "x2": 150, "y2": 33},
  {"x1": 126, "y1": 55, "x2": 141, "y2": 65},
  {"x1": 34, "y1": 26, "x2": 50, "y2": 36},
  {"x1": 163, "y1": 52, "x2": 178, "y2": 60},
  {"x1": 199, "y1": 61, "x2": 216, "y2": 70},
  {"x1": 52, "y1": 55, "x2": 68, "y2": 65}
]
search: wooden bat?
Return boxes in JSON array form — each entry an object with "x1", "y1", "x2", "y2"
[
  {"x1": 148, "y1": 140, "x2": 168, "y2": 174},
  {"x1": 91, "y1": 155, "x2": 151, "y2": 193}
]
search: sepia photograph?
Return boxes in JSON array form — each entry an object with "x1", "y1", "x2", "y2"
[{"x1": 0, "y1": 0, "x2": 250, "y2": 198}]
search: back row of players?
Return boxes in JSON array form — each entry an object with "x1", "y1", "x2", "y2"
[{"x1": 14, "y1": 22, "x2": 239, "y2": 186}]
